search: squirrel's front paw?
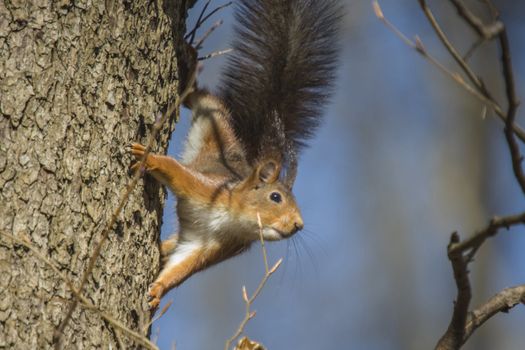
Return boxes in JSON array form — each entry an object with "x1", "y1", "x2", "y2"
[
  {"x1": 130, "y1": 143, "x2": 152, "y2": 174},
  {"x1": 147, "y1": 282, "x2": 165, "y2": 309}
]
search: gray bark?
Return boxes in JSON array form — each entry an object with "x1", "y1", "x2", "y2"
[{"x1": 0, "y1": 0, "x2": 191, "y2": 348}]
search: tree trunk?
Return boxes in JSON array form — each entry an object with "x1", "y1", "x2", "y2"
[{"x1": 0, "y1": 0, "x2": 192, "y2": 348}]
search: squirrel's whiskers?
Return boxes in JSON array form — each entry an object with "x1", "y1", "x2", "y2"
[{"x1": 131, "y1": 0, "x2": 341, "y2": 309}]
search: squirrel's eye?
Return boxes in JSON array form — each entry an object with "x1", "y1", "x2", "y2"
[{"x1": 270, "y1": 192, "x2": 282, "y2": 203}]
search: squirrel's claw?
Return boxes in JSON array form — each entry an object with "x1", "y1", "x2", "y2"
[
  {"x1": 147, "y1": 282, "x2": 164, "y2": 310},
  {"x1": 130, "y1": 143, "x2": 146, "y2": 158},
  {"x1": 148, "y1": 297, "x2": 160, "y2": 310},
  {"x1": 129, "y1": 143, "x2": 149, "y2": 175}
]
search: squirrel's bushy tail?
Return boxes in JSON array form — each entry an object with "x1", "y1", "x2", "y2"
[{"x1": 219, "y1": 0, "x2": 341, "y2": 183}]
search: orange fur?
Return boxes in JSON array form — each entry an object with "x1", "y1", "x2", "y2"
[
  {"x1": 148, "y1": 243, "x2": 230, "y2": 308},
  {"x1": 129, "y1": 0, "x2": 340, "y2": 309},
  {"x1": 148, "y1": 247, "x2": 205, "y2": 308},
  {"x1": 131, "y1": 90, "x2": 304, "y2": 309},
  {"x1": 159, "y1": 235, "x2": 178, "y2": 261},
  {"x1": 131, "y1": 143, "x2": 217, "y2": 202}
]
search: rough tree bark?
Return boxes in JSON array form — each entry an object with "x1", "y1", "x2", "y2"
[{"x1": 0, "y1": 0, "x2": 193, "y2": 348}]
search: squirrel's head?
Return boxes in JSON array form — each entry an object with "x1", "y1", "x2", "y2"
[{"x1": 235, "y1": 159, "x2": 304, "y2": 241}]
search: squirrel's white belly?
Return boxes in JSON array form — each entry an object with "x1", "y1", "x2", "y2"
[
  {"x1": 178, "y1": 199, "x2": 255, "y2": 243},
  {"x1": 164, "y1": 203, "x2": 253, "y2": 272},
  {"x1": 181, "y1": 116, "x2": 209, "y2": 165}
]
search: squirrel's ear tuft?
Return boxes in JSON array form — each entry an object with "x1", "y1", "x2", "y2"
[{"x1": 256, "y1": 160, "x2": 281, "y2": 184}]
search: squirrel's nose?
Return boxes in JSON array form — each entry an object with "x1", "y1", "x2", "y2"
[{"x1": 292, "y1": 218, "x2": 304, "y2": 234}]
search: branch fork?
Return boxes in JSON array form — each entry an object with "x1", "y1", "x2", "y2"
[{"x1": 374, "y1": 1, "x2": 525, "y2": 348}]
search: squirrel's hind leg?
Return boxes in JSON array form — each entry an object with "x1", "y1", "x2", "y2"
[
  {"x1": 148, "y1": 240, "x2": 219, "y2": 309},
  {"x1": 159, "y1": 234, "x2": 179, "y2": 266}
]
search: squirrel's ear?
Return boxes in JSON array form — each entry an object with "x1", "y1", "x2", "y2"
[
  {"x1": 240, "y1": 160, "x2": 281, "y2": 190},
  {"x1": 255, "y1": 160, "x2": 281, "y2": 184}
]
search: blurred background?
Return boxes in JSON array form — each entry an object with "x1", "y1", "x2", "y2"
[{"x1": 155, "y1": 1, "x2": 525, "y2": 349}]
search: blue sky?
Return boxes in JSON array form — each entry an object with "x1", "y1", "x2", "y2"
[{"x1": 153, "y1": 1, "x2": 525, "y2": 349}]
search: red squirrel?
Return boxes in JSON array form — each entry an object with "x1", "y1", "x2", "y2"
[{"x1": 131, "y1": 0, "x2": 341, "y2": 309}]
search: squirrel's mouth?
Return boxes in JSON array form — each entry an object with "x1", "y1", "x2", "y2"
[
  {"x1": 262, "y1": 227, "x2": 284, "y2": 241},
  {"x1": 263, "y1": 227, "x2": 295, "y2": 241}
]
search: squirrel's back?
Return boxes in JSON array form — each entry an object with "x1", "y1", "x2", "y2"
[
  {"x1": 219, "y1": 0, "x2": 341, "y2": 184},
  {"x1": 132, "y1": 0, "x2": 341, "y2": 309}
]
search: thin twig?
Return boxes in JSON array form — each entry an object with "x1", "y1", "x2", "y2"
[
  {"x1": 373, "y1": 3, "x2": 497, "y2": 115},
  {"x1": 417, "y1": 1, "x2": 525, "y2": 348},
  {"x1": 195, "y1": 20, "x2": 224, "y2": 50},
  {"x1": 185, "y1": 1, "x2": 232, "y2": 46},
  {"x1": 54, "y1": 156, "x2": 145, "y2": 346},
  {"x1": 449, "y1": 212, "x2": 525, "y2": 258},
  {"x1": 418, "y1": 0, "x2": 484, "y2": 90},
  {"x1": 449, "y1": 0, "x2": 503, "y2": 39},
  {"x1": 0, "y1": 231, "x2": 81, "y2": 303},
  {"x1": 142, "y1": 299, "x2": 173, "y2": 333},
  {"x1": 481, "y1": 0, "x2": 499, "y2": 18},
  {"x1": 440, "y1": 0, "x2": 525, "y2": 195},
  {"x1": 90, "y1": 304, "x2": 159, "y2": 350},
  {"x1": 224, "y1": 213, "x2": 283, "y2": 350},
  {"x1": 186, "y1": 0, "x2": 212, "y2": 45},
  {"x1": 257, "y1": 213, "x2": 270, "y2": 274},
  {"x1": 377, "y1": 0, "x2": 525, "y2": 347},
  {"x1": 0, "y1": 231, "x2": 159, "y2": 350},
  {"x1": 196, "y1": 2, "x2": 233, "y2": 37},
  {"x1": 53, "y1": 66, "x2": 197, "y2": 347},
  {"x1": 499, "y1": 28, "x2": 525, "y2": 195},
  {"x1": 198, "y1": 48, "x2": 233, "y2": 61},
  {"x1": 418, "y1": 0, "x2": 525, "y2": 148},
  {"x1": 463, "y1": 38, "x2": 485, "y2": 62},
  {"x1": 114, "y1": 328, "x2": 125, "y2": 350},
  {"x1": 373, "y1": 1, "x2": 525, "y2": 142}
]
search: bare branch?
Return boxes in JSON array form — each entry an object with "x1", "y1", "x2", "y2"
[
  {"x1": 114, "y1": 328, "x2": 125, "y2": 350},
  {"x1": 464, "y1": 285, "x2": 525, "y2": 342},
  {"x1": 373, "y1": 1, "x2": 525, "y2": 142},
  {"x1": 195, "y1": 20, "x2": 224, "y2": 50},
  {"x1": 436, "y1": 211, "x2": 525, "y2": 349},
  {"x1": 186, "y1": 0, "x2": 212, "y2": 45},
  {"x1": 198, "y1": 48, "x2": 233, "y2": 61},
  {"x1": 499, "y1": 29, "x2": 525, "y2": 195},
  {"x1": 449, "y1": 0, "x2": 503, "y2": 39},
  {"x1": 142, "y1": 299, "x2": 173, "y2": 333},
  {"x1": 377, "y1": 1, "x2": 525, "y2": 347},
  {"x1": 463, "y1": 38, "x2": 485, "y2": 62},
  {"x1": 224, "y1": 213, "x2": 283, "y2": 350},
  {"x1": 435, "y1": 233, "x2": 471, "y2": 350},
  {"x1": 197, "y1": 2, "x2": 233, "y2": 36},
  {"x1": 418, "y1": 0, "x2": 484, "y2": 90},
  {"x1": 431, "y1": 1, "x2": 524, "y2": 347},
  {"x1": 185, "y1": 1, "x2": 233, "y2": 46},
  {"x1": 54, "y1": 65, "x2": 197, "y2": 346},
  {"x1": 374, "y1": 2, "x2": 493, "y2": 105},
  {"x1": 449, "y1": 212, "x2": 525, "y2": 259},
  {"x1": 441, "y1": 1, "x2": 525, "y2": 195},
  {"x1": 0, "y1": 231, "x2": 159, "y2": 350}
]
